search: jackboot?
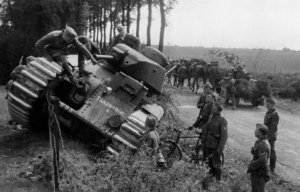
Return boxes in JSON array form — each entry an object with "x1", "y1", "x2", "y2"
[
  {"x1": 270, "y1": 158, "x2": 276, "y2": 172},
  {"x1": 214, "y1": 168, "x2": 222, "y2": 181},
  {"x1": 68, "y1": 75, "x2": 77, "y2": 85}
]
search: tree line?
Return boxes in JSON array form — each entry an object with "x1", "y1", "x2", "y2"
[{"x1": 0, "y1": 0, "x2": 177, "y2": 84}]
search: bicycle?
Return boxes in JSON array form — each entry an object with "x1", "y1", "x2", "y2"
[{"x1": 160, "y1": 128, "x2": 203, "y2": 167}]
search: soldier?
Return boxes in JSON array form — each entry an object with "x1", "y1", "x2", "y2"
[
  {"x1": 189, "y1": 93, "x2": 214, "y2": 130},
  {"x1": 263, "y1": 97, "x2": 279, "y2": 174},
  {"x1": 197, "y1": 83, "x2": 213, "y2": 113},
  {"x1": 35, "y1": 26, "x2": 98, "y2": 83},
  {"x1": 106, "y1": 25, "x2": 141, "y2": 54},
  {"x1": 247, "y1": 124, "x2": 270, "y2": 192},
  {"x1": 139, "y1": 114, "x2": 168, "y2": 169},
  {"x1": 68, "y1": 36, "x2": 101, "y2": 77},
  {"x1": 198, "y1": 102, "x2": 228, "y2": 181},
  {"x1": 224, "y1": 73, "x2": 236, "y2": 110}
]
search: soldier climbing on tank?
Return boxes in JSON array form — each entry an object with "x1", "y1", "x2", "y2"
[
  {"x1": 224, "y1": 73, "x2": 236, "y2": 110},
  {"x1": 35, "y1": 26, "x2": 98, "y2": 84},
  {"x1": 69, "y1": 36, "x2": 101, "y2": 77},
  {"x1": 106, "y1": 25, "x2": 141, "y2": 54}
]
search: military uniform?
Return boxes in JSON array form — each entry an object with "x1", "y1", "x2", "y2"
[
  {"x1": 35, "y1": 29, "x2": 93, "y2": 78},
  {"x1": 193, "y1": 102, "x2": 213, "y2": 128},
  {"x1": 202, "y1": 115, "x2": 228, "y2": 181},
  {"x1": 77, "y1": 36, "x2": 101, "y2": 76},
  {"x1": 247, "y1": 137, "x2": 270, "y2": 192},
  {"x1": 264, "y1": 108, "x2": 279, "y2": 172},
  {"x1": 107, "y1": 33, "x2": 141, "y2": 53}
]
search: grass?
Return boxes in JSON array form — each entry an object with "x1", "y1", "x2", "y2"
[{"x1": 276, "y1": 98, "x2": 300, "y2": 115}]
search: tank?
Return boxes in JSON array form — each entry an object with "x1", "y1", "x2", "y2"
[{"x1": 6, "y1": 44, "x2": 167, "y2": 154}]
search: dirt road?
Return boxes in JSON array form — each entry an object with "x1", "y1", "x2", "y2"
[{"x1": 168, "y1": 86, "x2": 300, "y2": 185}]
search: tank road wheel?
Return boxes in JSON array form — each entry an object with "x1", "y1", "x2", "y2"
[
  {"x1": 6, "y1": 57, "x2": 63, "y2": 130},
  {"x1": 160, "y1": 140, "x2": 182, "y2": 167}
]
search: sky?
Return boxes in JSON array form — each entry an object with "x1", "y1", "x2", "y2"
[{"x1": 131, "y1": 0, "x2": 300, "y2": 50}]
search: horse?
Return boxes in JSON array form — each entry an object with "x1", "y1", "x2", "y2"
[
  {"x1": 177, "y1": 64, "x2": 188, "y2": 89},
  {"x1": 191, "y1": 63, "x2": 207, "y2": 93}
]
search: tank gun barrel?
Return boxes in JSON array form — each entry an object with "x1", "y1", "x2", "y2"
[
  {"x1": 94, "y1": 54, "x2": 115, "y2": 60},
  {"x1": 166, "y1": 66, "x2": 177, "y2": 75}
]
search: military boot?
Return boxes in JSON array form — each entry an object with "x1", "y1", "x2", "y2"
[
  {"x1": 68, "y1": 75, "x2": 77, "y2": 85},
  {"x1": 215, "y1": 168, "x2": 222, "y2": 181},
  {"x1": 270, "y1": 158, "x2": 276, "y2": 173},
  {"x1": 79, "y1": 68, "x2": 93, "y2": 77}
]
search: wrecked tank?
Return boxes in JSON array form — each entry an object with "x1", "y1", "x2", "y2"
[{"x1": 6, "y1": 43, "x2": 168, "y2": 154}]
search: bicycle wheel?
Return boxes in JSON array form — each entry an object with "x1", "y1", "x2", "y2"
[{"x1": 160, "y1": 140, "x2": 182, "y2": 167}]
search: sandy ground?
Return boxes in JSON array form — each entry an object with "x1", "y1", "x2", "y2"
[{"x1": 168, "y1": 85, "x2": 300, "y2": 186}]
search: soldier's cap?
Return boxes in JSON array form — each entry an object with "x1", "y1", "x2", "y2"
[
  {"x1": 145, "y1": 114, "x2": 157, "y2": 128},
  {"x1": 266, "y1": 97, "x2": 276, "y2": 105},
  {"x1": 256, "y1": 123, "x2": 268, "y2": 135},
  {"x1": 64, "y1": 26, "x2": 77, "y2": 39},
  {"x1": 204, "y1": 83, "x2": 212, "y2": 89},
  {"x1": 214, "y1": 102, "x2": 223, "y2": 112},
  {"x1": 116, "y1": 25, "x2": 124, "y2": 32}
]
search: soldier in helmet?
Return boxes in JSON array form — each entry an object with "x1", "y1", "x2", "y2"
[
  {"x1": 263, "y1": 97, "x2": 279, "y2": 175},
  {"x1": 140, "y1": 114, "x2": 168, "y2": 169},
  {"x1": 197, "y1": 83, "x2": 213, "y2": 113},
  {"x1": 247, "y1": 123, "x2": 271, "y2": 192},
  {"x1": 106, "y1": 25, "x2": 141, "y2": 54},
  {"x1": 35, "y1": 26, "x2": 98, "y2": 83}
]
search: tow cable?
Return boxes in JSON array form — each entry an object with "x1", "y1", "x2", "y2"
[{"x1": 46, "y1": 89, "x2": 64, "y2": 192}]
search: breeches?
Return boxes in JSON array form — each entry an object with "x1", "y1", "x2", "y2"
[
  {"x1": 203, "y1": 147, "x2": 222, "y2": 169},
  {"x1": 53, "y1": 55, "x2": 72, "y2": 77}
]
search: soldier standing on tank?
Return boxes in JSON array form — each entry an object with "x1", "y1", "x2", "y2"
[
  {"x1": 263, "y1": 97, "x2": 279, "y2": 175},
  {"x1": 198, "y1": 103, "x2": 228, "y2": 181},
  {"x1": 35, "y1": 26, "x2": 98, "y2": 84},
  {"x1": 224, "y1": 73, "x2": 236, "y2": 110},
  {"x1": 106, "y1": 25, "x2": 141, "y2": 54},
  {"x1": 247, "y1": 123, "x2": 271, "y2": 192}
]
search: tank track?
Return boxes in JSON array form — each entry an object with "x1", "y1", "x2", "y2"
[{"x1": 6, "y1": 57, "x2": 63, "y2": 129}]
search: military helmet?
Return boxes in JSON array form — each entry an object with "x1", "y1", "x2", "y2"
[
  {"x1": 64, "y1": 26, "x2": 77, "y2": 39},
  {"x1": 116, "y1": 25, "x2": 124, "y2": 32},
  {"x1": 145, "y1": 114, "x2": 157, "y2": 129}
]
